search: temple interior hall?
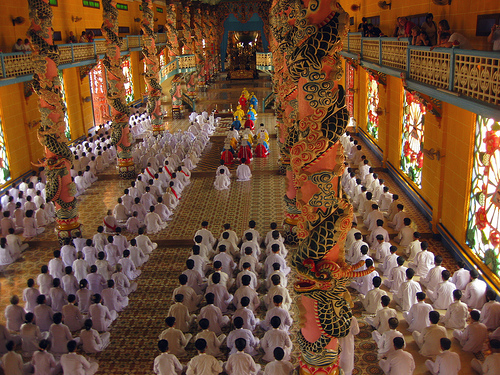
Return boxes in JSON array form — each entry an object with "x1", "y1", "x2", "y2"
[{"x1": 0, "y1": 0, "x2": 499, "y2": 374}]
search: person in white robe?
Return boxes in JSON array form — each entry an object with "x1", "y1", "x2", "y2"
[
  {"x1": 420, "y1": 255, "x2": 446, "y2": 293},
  {"x1": 226, "y1": 317, "x2": 259, "y2": 356},
  {"x1": 113, "y1": 198, "x2": 129, "y2": 223},
  {"x1": 383, "y1": 257, "x2": 407, "y2": 295},
  {"x1": 453, "y1": 309, "x2": 488, "y2": 353},
  {"x1": 451, "y1": 260, "x2": 470, "y2": 291},
  {"x1": 144, "y1": 206, "x2": 166, "y2": 234},
  {"x1": 395, "y1": 218, "x2": 414, "y2": 247},
  {"x1": 153, "y1": 339, "x2": 184, "y2": 375},
  {"x1": 214, "y1": 168, "x2": 231, "y2": 190},
  {"x1": 225, "y1": 338, "x2": 261, "y2": 375},
  {"x1": 374, "y1": 318, "x2": 405, "y2": 359},
  {"x1": 441, "y1": 289, "x2": 469, "y2": 330},
  {"x1": 394, "y1": 268, "x2": 422, "y2": 312},
  {"x1": 463, "y1": 269, "x2": 487, "y2": 310},
  {"x1": 367, "y1": 295, "x2": 398, "y2": 335},
  {"x1": 88, "y1": 294, "x2": 116, "y2": 332},
  {"x1": 186, "y1": 338, "x2": 224, "y2": 375},
  {"x1": 425, "y1": 338, "x2": 462, "y2": 375},
  {"x1": 233, "y1": 297, "x2": 260, "y2": 331},
  {"x1": 403, "y1": 292, "x2": 432, "y2": 333},
  {"x1": 260, "y1": 316, "x2": 292, "y2": 362},
  {"x1": 23, "y1": 210, "x2": 45, "y2": 237},
  {"x1": 360, "y1": 276, "x2": 387, "y2": 314},
  {"x1": 80, "y1": 319, "x2": 110, "y2": 354},
  {"x1": 339, "y1": 316, "x2": 360, "y2": 375},
  {"x1": 60, "y1": 340, "x2": 99, "y2": 375},
  {"x1": 481, "y1": 289, "x2": 500, "y2": 330},
  {"x1": 405, "y1": 232, "x2": 421, "y2": 263},
  {"x1": 428, "y1": 270, "x2": 456, "y2": 310},
  {"x1": 197, "y1": 293, "x2": 230, "y2": 336},
  {"x1": 173, "y1": 274, "x2": 203, "y2": 313},
  {"x1": 470, "y1": 339, "x2": 500, "y2": 375},
  {"x1": 378, "y1": 337, "x2": 415, "y2": 375},
  {"x1": 413, "y1": 311, "x2": 448, "y2": 357},
  {"x1": 236, "y1": 159, "x2": 252, "y2": 181},
  {"x1": 408, "y1": 241, "x2": 434, "y2": 278}
]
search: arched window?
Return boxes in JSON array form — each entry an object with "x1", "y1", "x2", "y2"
[
  {"x1": 121, "y1": 56, "x2": 134, "y2": 104},
  {"x1": 466, "y1": 116, "x2": 500, "y2": 277},
  {"x1": 89, "y1": 61, "x2": 108, "y2": 127},
  {"x1": 400, "y1": 89, "x2": 425, "y2": 188},
  {"x1": 366, "y1": 74, "x2": 379, "y2": 139},
  {"x1": 0, "y1": 109, "x2": 11, "y2": 185},
  {"x1": 58, "y1": 70, "x2": 71, "y2": 141}
]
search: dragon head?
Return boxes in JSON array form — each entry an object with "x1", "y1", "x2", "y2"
[{"x1": 295, "y1": 258, "x2": 376, "y2": 294}]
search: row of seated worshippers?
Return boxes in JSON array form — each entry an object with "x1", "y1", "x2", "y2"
[
  {"x1": 151, "y1": 220, "x2": 295, "y2": 375},
  {"x1": 105, "y1": 120, "x2": 217, "y2": 235},
  {"x1": 339, "y1": 131, "x2": 500, "y2": 375},
  {"x1": 225, "y1": 120, "x2": 271, "y2": 163},
  {"x1": 0, "y1": 227, "x2": 159, "y2": 374},
  {"x1": 129, "y1": 112, "x2": 153, "y2": 137}
]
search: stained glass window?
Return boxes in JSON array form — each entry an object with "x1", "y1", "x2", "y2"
[
  {"x1": 89, "y1": 61, "x2": 109, "y2": 127},
  {"x1": 345, "y1": 63, "x2": 354, "y2": 119},
  {"x1": 400, "y1": 89, "x2": 425, "y2": 187},
  {"x1": 0, "y1": 111, "x2": 11, "y2": 185},
  {"x1": 466, "y1": 116, "x2": 500, "y2": 277},
  {"x1": 366, "y1": 74, "x2": 379, "y2": 139},
  {"x1": 58, "y1": 70, "x2": 71, "y2": 141},
  {"x1": 121, "y1": 57, "x2": 134, "y2": 104}
]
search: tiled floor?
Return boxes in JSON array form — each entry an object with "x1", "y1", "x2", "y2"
[{"x1": 0, "y1": 76, "x2": 476, "y2": 374}]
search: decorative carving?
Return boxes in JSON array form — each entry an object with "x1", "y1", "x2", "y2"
[
  {"x1": 141, "y1": 0, "x2": 164, "y2": 134},
  {"x1": 270, "y1": 1, "x2": 374, "y2": 373},
  {"x1": 27, "y1": 0, "x2": 81, "y2": 241},
  {"x1": 101, "y1": 0, "x2": 135, "y2": 179}
]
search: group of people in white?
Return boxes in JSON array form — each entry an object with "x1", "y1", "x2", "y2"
[
  {"x1": 103, "y1": 110, "x2": 218, "y2": 235},
  {"x1": 339, "y1": 131, "x2": 500, "y2": 375},
  {"x1": 0, "y1": 222, "x2": 159, "y2": 374},
  {"x1": 153, "y1": 220, "x2": 294, "y2": 375}
]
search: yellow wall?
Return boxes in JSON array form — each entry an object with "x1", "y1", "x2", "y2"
[
  {"x1": 344, "y1": 54, "x2": 482, "y2": 273},
  {"x1": 0, "y1": 0, "x2": 169, "y2": 52},
  {"x1": 342, "y1": 0, "x2": 500, "y2": 51},
  {"x1": 130, "y1": 51, "x2": 145, "y2": 104}
]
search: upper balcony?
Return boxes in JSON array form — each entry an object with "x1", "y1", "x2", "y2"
[
  {"x1": 340, "y1": 32, "x2": 500, "y2": 119},
  {"x1": 0, "y1": 34, "x2": 169, "y2": 87}
]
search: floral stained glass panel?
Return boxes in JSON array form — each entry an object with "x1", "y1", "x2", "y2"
[
  {"x1": 400, "y1": 89, "x2": 425, "y2": 188},
  {"x1": 58, "y1": 70, "x2": 71, "y2": 141},
  {"x1": 366, "y1": 74, "x2": 379, "y2": 139},
  {"x1": 121, "y1": 57, "x2": 134, "y2": 104},
  {"x1": 0, "y1": 113, "x2": 11, "y2": 185},
  {"x1": 466, "y1": 116, "x2": 500, "y2": 277}
]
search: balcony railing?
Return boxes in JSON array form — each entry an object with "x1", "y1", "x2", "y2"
[
  {"x1": 342, "y1": 32, "x2": 500, "y2": 107},
  {"x1": 256, "y1": 52, "x2": 273, "y2": 71},
  {"x1": 0, "y1": 34, "x2": 168, "y2": 82},
  {"x1": 159, "y1": 54, "x2": 197, "y2": 84}
]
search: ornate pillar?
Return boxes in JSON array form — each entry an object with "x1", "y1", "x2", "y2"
[
  {"x1": 27, "y1": 0, "x2": 81, "y2": 241},
  {"x1": 141, "y1": 0, "x2": 164, "y2": 135},
  {"x1": 101, "y1": 0, "x2": 135, "y2": 179},
  {"x1": 165, "y1": 4, "x2": 181, "y2": 57},
  {"x1": 270, "y1": 1, "x2": 374, "y2": 374}
]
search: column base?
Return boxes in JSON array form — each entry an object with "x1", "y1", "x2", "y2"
[
  {"x1": 298, "y1": 357, "x2": 342, "y2": 375},
  {"x1": 55, "y1": 219, "x2": 82, "y2": 244},
  {"x1": 117, "y1": 164, "x2": 136, "y2": 179}
]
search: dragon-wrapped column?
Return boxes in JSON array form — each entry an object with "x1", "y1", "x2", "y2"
[
  {"x1": 141, "y1": 0, "x2": 164, "y2": 135},
  {"x1": 27, "y1": 0, "x2": 81, "y2": 241},
  {"x1": 101, "y1": 0, "x2": 135, "y2": 179},
  {"x1": 271, "y1": 1, "x2": 374, "y2": 374}
]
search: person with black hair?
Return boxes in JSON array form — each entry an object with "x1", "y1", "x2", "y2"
[
  {"x1": 1, "y1": 340, "x2": 25, "y2": 375},
  {"x1": 404, "y1": 292, "x2": 432, "y2": 333},
  {"x1": 463, "y1": 268, "x2": 487, "y2": 310},
  {"x1": 378, "y1": 337, "x2": 415, "y2": 374},
  {"x1": 413, "y1": 311, "x2": 448, "y2": 357},
  {"x1": 263, "y1": 346, "x2": 294, "y2": 374},
  {"x1": 31, "y1": 339, "x2": 57, "y2": 374},
  {"x1": 197, "y1": 293, "x2": 230, "y2": 336},
  {"x1": 394, "y1": 268, "x2": 422, "y2": 312},
  {"x1": 158, "y1": 317, "x2": 191, "y2": 357},
  {"x1": 360, "y1": 276, "x2": 388, "y2": 314},
  {"x1": 173, "y1": 274, "x2": 203, "y2": 313},
  {"x1": 167, "y1": 294, "x2": 195, "y2": 333},
  {"x1": 153, "y1": 339, "x2": 183, "y2": 375},
  {"x1": 421, "y1": 255, "x2": 446, "y2": 293},
  {"x1": 60, "y1": 340, "x2": 99, "y2": 374},
  {"x1": 424, "y1": 337, "x2": 460, "y2": 375},
  {"x1": 186, "y1": 338, "x2": 223, "y2": 374},
  {"x1": 453, "y1": 309, "x2": 488, "y2": 353},
  {"x1": 182, "y1": 258, "x2": 206, "y2": 295},
  {"x1": 232, "y1": 296, "x2": 259, "y2": 331},
  {"x1": 260, "y1": 316, "x2": 292, "y2": 362},
  {"x1": 225, "y1": 337, "x2": 261, "y2": 374},
  {"x1": 194, "y1": 318, "x2": 225, "y2": 358}
]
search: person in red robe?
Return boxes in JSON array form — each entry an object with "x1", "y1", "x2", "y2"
[
  {"x1": 237, "y1": 140, "x2": 253, "y2": 163},
  {"x1": 238, "y1": 94, "x2": 247, "y2": 111},
  {"x1": 244, "y1": 114, "x2": 255, "y2": 131},
  {"x1": 255, "y1": 141, "x2": 269, "y2": 158}
]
